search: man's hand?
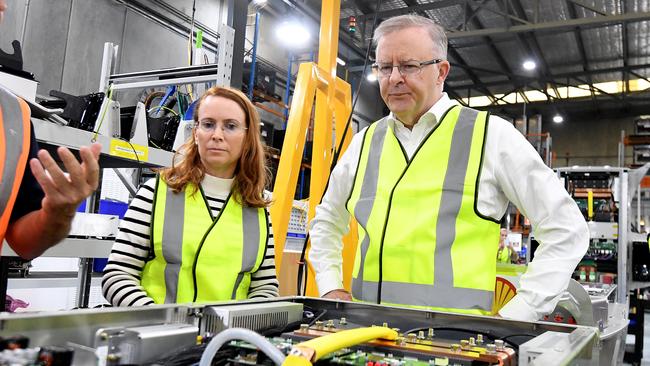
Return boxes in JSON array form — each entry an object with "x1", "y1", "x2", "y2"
[
  {"x1": 29, "y1": 144, "x2": 101, "y2": 219},
  {"x1": 322, "y1": 289, "x2": 352, "y2": 301},
  {"x1": 6, "y1": 143, "x2": 101, "y2": 259}
]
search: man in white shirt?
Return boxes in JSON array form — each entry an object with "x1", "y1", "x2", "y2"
[{"x1": 309, "y1": 14, "x2": 588, "y2": 321}]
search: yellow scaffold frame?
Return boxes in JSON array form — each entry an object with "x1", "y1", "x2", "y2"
[{"x1": 270, "y1": 0, "x2": 358, "y2": 296}]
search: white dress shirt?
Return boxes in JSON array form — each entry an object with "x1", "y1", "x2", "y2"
[{"x1": 309, "y1": 93, "x2": 589, "y2": 321}]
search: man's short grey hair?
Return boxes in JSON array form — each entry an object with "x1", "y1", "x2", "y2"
[{"x1": 373, "y1": 14, "x2": 448, "y2": 60}]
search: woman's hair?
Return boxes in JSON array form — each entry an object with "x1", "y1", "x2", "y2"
[
  {"x1": 373, "y1": 14, "x2": 448, "y2": 60},
  {"x1": 159, "y1": 86, "x2": 271, "y2": 208}
]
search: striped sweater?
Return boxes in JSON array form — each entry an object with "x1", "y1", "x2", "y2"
[{"x1": 102, "y1": 175, "x2": 279, "y2": 306}]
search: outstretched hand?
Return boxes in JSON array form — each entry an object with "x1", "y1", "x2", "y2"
[
  {"x1": 323, "y1": 289, "x2": 352, "y2": 301},
  {"x1": 29, "y1": 143, "x2": 101, "y2": 218}
]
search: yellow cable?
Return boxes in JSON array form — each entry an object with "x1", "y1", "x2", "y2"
[
  {"x1": 186, "y1": 84, "x2": 195, "y2": 102},
  {"x1": 282, "y1": 354, "x2": 312, "y2": 366},
  {"x1": 283, "y1": 326, "x2": 397, "y2": 366}
]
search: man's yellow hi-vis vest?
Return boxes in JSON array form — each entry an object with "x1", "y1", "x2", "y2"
[
  {"x1": 141, "y1": 177, "x2": 268, "y2": 303},
  {"x1": 346, "y1": 106, "x2": 501, "y2": 315}
]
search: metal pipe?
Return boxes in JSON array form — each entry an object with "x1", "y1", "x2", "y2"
[
  {"x1": 113, "y1": 0, "x2": 219, "y2": 53},
  {"x1": 638, "y1": 183, "x2": 642, "y2": 229},
  {"x1": 618, "y1": 130, "x2": 625, "y2": 167},
  {"x1": 19, "y1": 0, "x2": 30, "y2": 46},
  {"x1": 298, "y1": 51, "x2": 316, "y2": 200},
  {"x1": 618, "y1": 170, "x2": 628, "y2": 303},
  {"x1": 75, "y1": 258, "x2": 94, "y2": 308},
  {"x1": 110, "y1": 64, "x2": 220, "y2": 81},
  {"x1": 112, "y1": 168, "x2": 137, "y2": 197},
  {"x1": 447, "y1": 11, "x2": 650, "y2": 39},
  {"x1": 284, "y1": 53, "x2": 293, "y2": 125},
  {"x1": 149, "y1": 0, "x2": 220, "y2": 40},
  {"x1": 545, "y1": 136, "x2": 552, "y2": 167},
  {"x1": 248, "y1": 11, "x2": 260, "y2": 100},
  {"x1": 77, "y1": 186, "x2": 99, "y2": 308}
]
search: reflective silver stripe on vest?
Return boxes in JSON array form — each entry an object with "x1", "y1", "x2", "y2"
[
  {"x1": 162, "y1": 186, "x2": 185, "y2": 303},
  {"x1": 432, "y1": 107, "x2": 492, "y2": 311},
  {"x1": 231, "y1": 206, "x2": 261, "y2": 299},
  {"x1": 357, "y1": 280, "x2": 493, "y2": 309},
  {"x1": 0, "y1": 88, "x2": 26, "y2": 220},
  {"x1": 353, "y1": 108, "x2": 493, "y2": 311},
  {"x1": 351, "y1": 119, "x2": 388, "y2": 302}
]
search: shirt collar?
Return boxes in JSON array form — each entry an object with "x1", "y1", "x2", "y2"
[
  {"x1": 201, "y1": 173, "x2": 234, "y2": 197},
  {"x1": 387, "y1": 92, "x2": 459, "y2": 130}
]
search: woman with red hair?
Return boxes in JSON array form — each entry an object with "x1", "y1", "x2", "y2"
[{"x1": 103, "y1": 86, "x2": 278, "y2": 305}]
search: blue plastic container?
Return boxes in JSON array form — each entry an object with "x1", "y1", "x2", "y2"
[{"x1": 92, "y1": 200, "x2": 130, "y2": 273}]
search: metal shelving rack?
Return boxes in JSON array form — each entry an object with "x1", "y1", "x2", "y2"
[
  {"x1": 98, "y1": 22, "x2": 234, "y2": 93},
  {"x1": 2, "y1": 238, "x2": 113, "y2": 259},
  {"x1": 555, "y1": 166, "x2": 650, "y2": 305},
  {"x1": 1, "y1": 238, "x2": 111, "y2": 309},
  {"x1": 2, "y1": 24, "x2": 235, "y2": 310},
  {"x1": 0, "y1": 115, "x2": 175, "y2": 310},
  {"x1": 0, "y1": 123, "x2": 167, "y2": 308},
  {"x1": 31, "y1": 118, "x2": 173, "y2": 168},
  {"x1": 556, "y1": 167, "x2": 628, "y2": 304},
  {"x1": 557, "y1": 165, "x2": 650, "y2": 365}
]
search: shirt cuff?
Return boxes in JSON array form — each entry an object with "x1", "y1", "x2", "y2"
[
  {"x1": 498, "y1": 294, "x2": 539, "y2": 322},
  {"x1": 315, "y1": 269, "x2": 344, "y2": 297}
]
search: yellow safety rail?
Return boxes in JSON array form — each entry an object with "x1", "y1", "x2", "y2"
[{"x1": 270, "y1": 0, "x2": 356, "y2": 296}]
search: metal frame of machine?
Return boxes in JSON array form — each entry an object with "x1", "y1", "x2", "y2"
[
  {"x1": 0, "y1": 297, "x2": 626, "y2": 365},
  {"x1": 556, "y1": 167, "x2": 630, "y2": 304},
  {"x1": 555, "y1": 166, "x2": 650, "y2": 304}
]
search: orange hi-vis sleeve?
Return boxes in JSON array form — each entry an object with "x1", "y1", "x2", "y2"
[{"x1": 0, "y1": 88, "x2": 31, "y2": 245}]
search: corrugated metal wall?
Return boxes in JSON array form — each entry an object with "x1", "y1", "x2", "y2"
[{"x1": 0, "y1": 0, "x2": 223, "y2": 100}]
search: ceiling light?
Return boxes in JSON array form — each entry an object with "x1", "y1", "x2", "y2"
[
  {"x1": 276, "y1": 21, "x2": 311, "y2": 48},
  {"x1": 366, "y1": 73, "x2": 377, "y2": 82},
  {"x1": 336, "y1": 57, "x2": 346, "y2": 66},
  {"x1": 553, "y1": 114, "x2": 564, "y2": 123},
  {"x1": 251, "y1": 0, "x2": 267, "y2": 6},
  {"x1": 522, "y1": 60, "x2": 536, "y2": 71}
]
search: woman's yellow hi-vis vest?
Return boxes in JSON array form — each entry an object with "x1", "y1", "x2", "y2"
[
  {"x1": 141, "y1": 177, "x2": 268, "y2": 304},
  {"x1": 346, "y1": 106, "x2": 501, "y2": 315}
]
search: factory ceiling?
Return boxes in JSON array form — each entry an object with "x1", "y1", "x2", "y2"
[{"x1": 283, "y1": 0, "x2": 650, "y2": 122}]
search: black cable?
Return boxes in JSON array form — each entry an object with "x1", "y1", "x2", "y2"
[
  {"x1": 257, "y1": 308, "x2": 327, "y2": 336},
  {"x1": 189, "y1": 0, "x2": 196, "y2": 65},
  {"x1": 307, "y1": 309, "x2": 328, "y2": 326},
  {"x1": 258, "y1": 319, "x2": 305, "y2": 337},
  {"x1": 122, "y1": 138, "x2": 141, "y2": 163},
  {"x1": 296, "y1": 0, "x2": 384, "y2": 296},
  {"x1": 499, "y1": 333, "x2": 536, "y2": 351}
]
